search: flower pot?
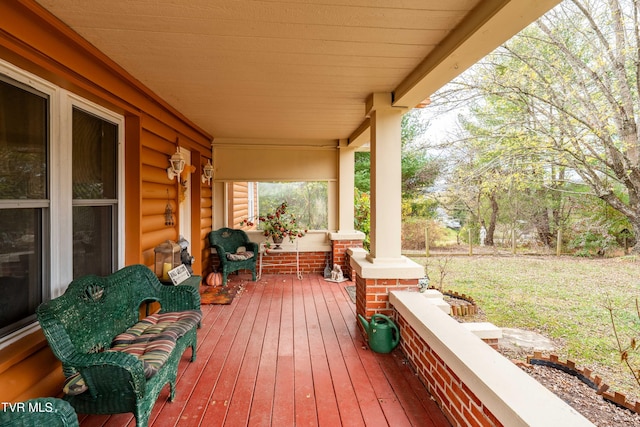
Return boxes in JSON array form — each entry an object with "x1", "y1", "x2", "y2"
[{"x1": 271, "y1": 235, "x2": 283, "y2": 249}]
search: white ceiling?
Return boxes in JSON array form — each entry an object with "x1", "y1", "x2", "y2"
[{"x1": 35, "y1": 0, "x2": 560, "y2": 142}]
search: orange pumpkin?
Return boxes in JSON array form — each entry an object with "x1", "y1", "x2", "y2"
[{"x1": 206, "y1": 271, "x2": 222, "y2": 286}]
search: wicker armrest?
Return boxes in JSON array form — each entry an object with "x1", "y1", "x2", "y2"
[
  {"x1": 245, "y1": 241, "x2": 259, "y2": 254},
  {"x1": 158, "y1": 284, "x2": 201, "y2": 312},
  {"x1": 212, "y1": 244, "x2": 228, "y2": 256},
  {"x1": 67, "y1": 351, "x2": 147, "y2": 399}
]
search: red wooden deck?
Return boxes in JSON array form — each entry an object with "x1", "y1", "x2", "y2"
[{"x1": 78, "y1": 274, "x2": 450, "y2": 426}]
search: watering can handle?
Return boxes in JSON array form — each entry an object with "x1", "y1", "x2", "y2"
[{"x1": 371, "y1": 314, "x2": 400, "y2": 347}]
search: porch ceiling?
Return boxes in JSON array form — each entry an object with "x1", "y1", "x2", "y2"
[{"x1": 35, "y1": 0, "x2": 560, "y2": 142}]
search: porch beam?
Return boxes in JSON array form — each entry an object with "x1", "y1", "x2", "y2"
[
  {"x1": 348, "y1": 118, "x2": 370, "y2": 149},
  {"x1": 392, "y1": 0, "x2": 561, "y2": 109}
]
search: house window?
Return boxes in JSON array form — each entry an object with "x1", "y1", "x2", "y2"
[
  {"x1": 72, "y1": 108, "x2": 118, "y2": 278},
  {"x1": 0, "y1": 61, "x2": 124, "y2": 344},
  {"x1": 0, "y1": 77, "x2": 48, "y2": 337},
  {"x1": 235, "y1": 181, "x2": 328, "y2": 230}
]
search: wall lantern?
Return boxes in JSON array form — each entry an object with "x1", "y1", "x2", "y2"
[
  {"x1": 164, "y1": 190, "x2": 174, "y2": 226},
  {"x1": 167, "y1": 147, "x2": 186, "y2": 180},
  {"x1": 201, "y1": 159, "x2": 214, "y2": 185}
]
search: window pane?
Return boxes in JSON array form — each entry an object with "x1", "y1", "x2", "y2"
[
  {"x1": 72, "y1": 108, "x2": 117, "y2": 199},
  {"x1": 257, "y1": 182, "x2": 328, "y2": 229},
  {"x1": 73, "y1": 206, "x2": 113, "y2": 278},
  {"x1": 0, "y1": 79, "x2": 48, "y2": 199},
  {"x1": 0, "y1": 209, "x2": 43, "y2": 335}
]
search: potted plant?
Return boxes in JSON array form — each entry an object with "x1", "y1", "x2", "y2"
[{"x1": 240, "y1": 201, "x2": 307, "y2": 249}]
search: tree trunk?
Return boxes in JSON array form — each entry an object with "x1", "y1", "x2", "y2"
[
  {"x1": 630, "y1": 220, "x2": 640, "y2": 253},
  {"x1": 533, "y1": 208, "x2": 553, "y2": 246},
  {"x1": 486, "y1": 191, "x2": 498, "y2": 246}
]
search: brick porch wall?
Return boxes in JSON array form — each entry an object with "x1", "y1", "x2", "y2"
[
  {"x1": 394, "y1": 311, "x2": 504, "y2": 427},
  {"x1": 331, "y1": 239, "x2": 362, "y2": 281},
  {"x1": 355, "y1": 275, "x2": 418, "y2": 320},
  {"x1": 257, "y1": 251, "x2": 326, "y2": 275},
  {"x1": 208, "y1": 235, "x2": 363, "y2": 278},
  {"x1": 209, "y1": 251, "x2": 327, "y2": 276}
]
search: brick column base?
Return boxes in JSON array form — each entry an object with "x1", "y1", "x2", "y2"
[
  {"x1": 355, "y1": 274, "x2": 418, "y2": 320},
  {"x1": 330, "y1": 239, "x2": 363, "y2": 281}
]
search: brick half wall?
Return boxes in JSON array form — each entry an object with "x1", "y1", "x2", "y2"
[
  {"x1": 209, "y1": 251, "x2": 327, "y2": 276},
  {"x1": 355, "y1": 275, "x2": 418, "y2": 320},
  {"x1": 389, "y1": 291, "x2": 593, "y2": 427},
  {"x1": 395, "y1": 312, "x2": 503, "y2": 427},
  {"x1": 331, "y1": 239, "x2": 363, "y2": 281},
  {"x1": 257, "y1": 251, "x2": 326, "y2": 275}
]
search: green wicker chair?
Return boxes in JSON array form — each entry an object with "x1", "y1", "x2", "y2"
[
  {"x1": 0, "y1": 397, "x2": 78, "y2": 427},
  {"x1": 208, "y1": 228, "x2": 258, "y2": 285},
  {"x1": 36, "y1": 264, "x2": 201, "y2": 427}
]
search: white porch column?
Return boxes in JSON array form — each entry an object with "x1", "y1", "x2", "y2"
[
  {"x1": 330, "y1": 139, "x2": 365, "y2": 279},
  {"x1": 337, "y1": 139, "x2": 356, "y2": 233},
  {"x1": 368, "y1": 93, "x2": 403, "y2": 262},
  {"x1": 350, "y1": 94, "x2": 423, "y2": 322}
]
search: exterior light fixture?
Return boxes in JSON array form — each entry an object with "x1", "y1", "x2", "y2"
[
  {"x1": 167, "y1": 147, "x2": 186, "y2": 180},
  {"x1": 201, "y1": 159, "x2": 214, "y2": 185}
]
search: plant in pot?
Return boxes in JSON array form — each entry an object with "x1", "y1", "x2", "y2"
[{"x1": 240, "y1": 201, "x2": 307, "y2": 249}]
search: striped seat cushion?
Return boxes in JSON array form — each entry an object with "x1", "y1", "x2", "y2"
[
  {"x1": 110, "y1": 310, "x2": 202, "y2": 378},
  {"x1": 226, "y1": 250, "x2": 254, "y2": 261},
  {"x1": 61, "y1": 310, "x2": 201, "y2": 396}
]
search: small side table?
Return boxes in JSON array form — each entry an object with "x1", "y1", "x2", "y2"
[
  {"x1": 258, "y1": 240, "x2": 302, "y2": 280},
  {"x1": 160, "y1": 274, "x2": 201, "y2": 290}
]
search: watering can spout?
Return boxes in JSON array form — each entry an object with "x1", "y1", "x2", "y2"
[{"x1": 358, "y1": 314, "x2": 369, "y2": 333}]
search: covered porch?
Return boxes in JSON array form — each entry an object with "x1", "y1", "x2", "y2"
[
  {"x1": 77, "y1": 274, "x2": 449, "y2": 426},
  {"x1": 0, "y1": 1, "x2": 595, "y2": 426}
]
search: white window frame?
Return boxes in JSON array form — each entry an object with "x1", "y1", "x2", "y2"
[
  {"x1": 60, "y1": 91, "x2": 125, "y2": 284},
  {"x1": 0, "y1": 59, "x2": 125, "y2": 349}
]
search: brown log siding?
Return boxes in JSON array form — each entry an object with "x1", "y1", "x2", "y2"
[{"x1": 0, "y1": 1, "x2": 213, "y2": 402}]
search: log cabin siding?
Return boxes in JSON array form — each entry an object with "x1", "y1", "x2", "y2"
[
  {"x1": 200, "y1": 177, "x2": 213, "y2": 274},
  {"x1": 231, "y1": 182, "x2": 250, "y2": 227},
  {"x1": 0, "y1": 1, "x2": 213, "y2": 402}
]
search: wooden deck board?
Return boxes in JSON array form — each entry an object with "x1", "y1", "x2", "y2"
[{"x1": 77, "y1": 274, "x2": 450, "y2": 427}]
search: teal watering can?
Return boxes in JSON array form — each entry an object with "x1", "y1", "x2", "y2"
[{"x1": 358, "y1": 313, "x2": 400, "y2": 353}]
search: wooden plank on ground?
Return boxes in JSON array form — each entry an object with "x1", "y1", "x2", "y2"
[
  {"x1": 224, "y1": 281, "x2": 274, "y2": 426},
  {"x1": 148, "y1": 300, "x2": 234, "y2": 426},
  {"x1": 147, "y1": 303, "x2": 227, "y2": 426},
  {"x1": 303, "y1": 276, "x2": 342, "y2": 427},
  {"x1": 328, "y1": 282, "x2": 412, "y2": 427},
  {"x1": 311, "y1": 278, "x2": 365, "y2": 427},
  {"x1": 272, "y1": 278, "x2": 295, "y2": 426},
  {"x1": 382, "y1": 350, "x2": 451, "y2": 427},
  {"x1": 292, "y1": 277, "x2": 318, "y2": 427},
  {"x1": 200, "y1": 280, "x2": 266, "y2": 425},
  {"x1": 248, "y1": 276, "x2": 284, "y2": 426},
  {"x1": 320, "y1": 282, "x2": 391, "y2": 426},
  {"x1": 177, "y1": 280, "x2": 255, "y2": 427}
]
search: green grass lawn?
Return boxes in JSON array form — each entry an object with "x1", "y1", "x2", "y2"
[{"x1": 411, "y1": 254, "x2": 640, "y2": 400}]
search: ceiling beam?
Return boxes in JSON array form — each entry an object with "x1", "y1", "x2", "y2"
[
  {"x1": 348, "y1": 117, "x2": 370, "y2": 148},
  {"x1": 392, "y1": 0, "x2": 562, "y2": 109}
]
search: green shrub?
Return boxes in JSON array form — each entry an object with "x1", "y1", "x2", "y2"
[{"x1": 354, "y1": 188, "x2": 370, "y2": 250}]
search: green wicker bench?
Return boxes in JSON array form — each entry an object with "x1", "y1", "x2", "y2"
[{"x1": 36, "y1": 264, "x2": 201, "y2": 427}]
